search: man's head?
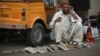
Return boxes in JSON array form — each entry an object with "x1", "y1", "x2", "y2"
[{"x1": 61, "y1": 1, "x2": 69, "y2": 14}]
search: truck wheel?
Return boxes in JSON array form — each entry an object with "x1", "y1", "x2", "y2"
[{"x1": 27, "y1": 23, "x2": 44, "y2": 46}]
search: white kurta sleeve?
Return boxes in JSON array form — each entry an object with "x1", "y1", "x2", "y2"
[
  {"x1": 49, "y1": 12, "x2": 59, "y2": 28},
  {"x1": 70, "y1": 11, "x2": 82, "y2": 23}
]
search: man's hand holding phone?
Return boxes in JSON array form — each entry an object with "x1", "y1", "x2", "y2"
[
  {"x1": 69, "y1": 6, "x2": 78, "y2": 20},
  {"x1": 69, "y1": 6, "x2": 74, "y2": 14}
]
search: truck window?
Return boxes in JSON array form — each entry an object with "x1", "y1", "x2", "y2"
[{"x1": 44, "y1": 0, "x2": 57, "y2": 7}]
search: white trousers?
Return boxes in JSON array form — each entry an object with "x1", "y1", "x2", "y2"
[{"x1": 54, "y1": 22, "x2": 83, "y2": 43}]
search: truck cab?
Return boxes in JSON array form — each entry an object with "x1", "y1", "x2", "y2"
[{"x1": 0, "y1": 0, "x2": 56, "y2": 46}]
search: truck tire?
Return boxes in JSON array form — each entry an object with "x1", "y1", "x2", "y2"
[{"x1": 27, "y1": 23, "x2": 44, "y2": 46}]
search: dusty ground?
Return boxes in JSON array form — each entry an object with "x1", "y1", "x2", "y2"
[{"x1": 0, "y1": 38, "x2": 100, "y2": 56}]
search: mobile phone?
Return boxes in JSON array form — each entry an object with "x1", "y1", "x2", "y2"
[
  {"x1": 67, "y1": 7, "x2": 70, "y2": 13},
  {"x1": 69, "y1": 6, "x2": 72, "y2": 10},
  {"x1": 67, "y1": 6, "x2": 72, "y2": 13}
]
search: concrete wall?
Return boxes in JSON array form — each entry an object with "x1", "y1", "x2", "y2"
[{"x1": 89, "y1": 0, "x2": 100, "y2": 16}]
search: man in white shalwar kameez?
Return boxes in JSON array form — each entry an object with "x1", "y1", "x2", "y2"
[{"x1": 49, "y1": 1, "x2": 83, "y2": 44}]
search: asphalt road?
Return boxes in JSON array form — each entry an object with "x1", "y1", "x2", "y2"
[{"x1": 0, "y1": 38, "x2": 100, "y2": 56}]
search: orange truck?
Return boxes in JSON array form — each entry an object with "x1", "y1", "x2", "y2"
[{"x1": 0, "y1": 0, "x2": 56, "y2": 46}]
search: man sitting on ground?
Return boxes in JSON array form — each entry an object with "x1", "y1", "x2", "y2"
[{"x1": 49, "y1": 1, "x2": 83, "y2": 46}]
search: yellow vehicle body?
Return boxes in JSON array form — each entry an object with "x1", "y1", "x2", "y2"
[
  {"x1": 0, "y1": 0, "x2": 56, "y2": 46},
  {"x1": 0, "y1": 2, "x2": 50, "y2": 29}
]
